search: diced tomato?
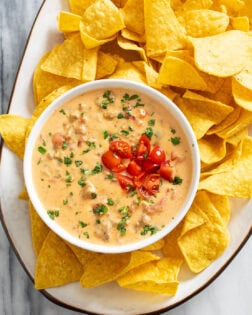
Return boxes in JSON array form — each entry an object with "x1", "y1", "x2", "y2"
[
  {"x1": 143, "y1": 174, "x2": 160, "y2": 195},
  {"x1": 142, "y1": 158, "x2": 159, "y2": 173},
  {"x1": 127, "y1": 160, "x2": 143, "y2": 176},
  {"x1": 160, "y1": 160, "x2": 175, "y2": 182},
  {"x1": 117, "y1": 174, "x2": 135, "y2": 191},
  {"x1": 136, "y1": 135, "x2": 151, "y2": 160},
  {"x1": 112, "y1": 164, "x2": 127, "y2": 173},
  {"x1": 102, "y1": 150, "x2": 121, "y2": 170},
  {"x1": 52, "y1": 132, "x2": 65, "y2": 149},
  {"x1": 149, "y1": 145, "x2": 166, "y2": 165},
  {"x1": 109, "y1": 140, "x2": 132, "y2": 159},
  {"x1": 137, "y1": 186, "x2": 153, "y2": 199},
  {"x1": 134, "y1": 171, "x2": 147, "y2": 188}
]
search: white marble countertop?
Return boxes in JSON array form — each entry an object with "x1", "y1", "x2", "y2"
[{"x1": 0, "y1": 1, "x2": 251, "y2": 314}]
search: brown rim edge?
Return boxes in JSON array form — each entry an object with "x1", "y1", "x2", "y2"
[{"x1": 0, "y1": 0, "x2": 252, "y2": 314}]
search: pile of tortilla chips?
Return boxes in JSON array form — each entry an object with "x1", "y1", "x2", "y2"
[{"x1": 1, "y1": 0, "x2": 252, "y2": 295}]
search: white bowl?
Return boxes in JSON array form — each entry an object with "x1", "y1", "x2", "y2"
[{"x1": 24, "y1": 79, "x2": 200, "y2": 254}]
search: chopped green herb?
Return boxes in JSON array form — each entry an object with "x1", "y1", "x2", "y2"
[
  {"x1": 91, "y1": 193, "x2": 97, "y2": 199},
  {"x1": 172, "y1": 176, "x2": 183, "y2": 185},
  {"x1": 75, "y1": 160, "x2": 83, "y2": 167},
  {"x1": 63, "y1": 199, "x2": 68, "y2": 205},
  {"x1": 79, "y1": 221, "x2": 88, "y2": 228},
  {"x1": 109, "y1": 133, "x2": 119, "y2": 141},
  {"x1": 170, "y1": 128, "x2": 176, "y2": 134},
  {"x1": 117, "y1": 214, "x2": 131, "y2": 236},
  {"x1": 103, "y1": 130, "x2": 109, "y2": 139},
  {"x1": 47, "y1": 210, "x2": 59, "y2": 220},
  {"x1": 143, "y1": 127, "x2": 153, "y2": 139},
  {"x1": 119, "y1": 206, "x2": 130, "y2": 214},
  {"x1": 82, "y1": 141, "x2": 96, "y2": 154},
  {"x1": 120, "y1": 129, "x2": 130, "y2": 136},
  {"x1": 78, "y1": 178, "x2": 86, "y2": 187},
  {"x1": 96, "y1": 219, "x2": 101, "y2": 224},
  {"x1": 105, "y1": 172, "x2": 115, "y2": 180},
  {"x1": 100, "y1": 90, "x2": 114, "y2": 109},
  {"x1": 80, "y1": 168, "x2": 89, "y2": 175},
  {"x1": 90, "y1": 163, "x2": 103, "y2": 175},
  {"x1": 64, "y1": 156, "x2": 72, "y2": 166},
  {"x1": 93, "y1": 204, "x2": 108, "y2": 215},
  {"x1": 62, "y1": 141, "x2": 68, "y2": 150},
  {"x1": 117, "y1": 113, "x2": 125, "y2": 119},
  {"x1": 133, "y1": 100, "x2": 144, "y2": 108},
  {"x1": 107, "y1": 198, "x2": 114, "y2": 205},
  {"x1": 65, "y1": 172, "x2": 73, "y2": 183},
  {"x1": 38, "y1": 146, "x2": 47, "y2": 154},
  {"x1": 70, "y1": 152, "x2": 74, "y2": 158},
  {"x1": 171, "y1": 137, "x2": 181, "y2": 145},
  {"x1": 148, "y1": 119, "x2": 156, "y2": 126},
  {"x1": 59, "y1": 109, "x2": 66, "y2": 115},
  {"x1": 140, "y1": 225, "x2": 159, "y2": 236},
  {"x1": 83, "y1": 232, "x2": 90, "y2": 239}
]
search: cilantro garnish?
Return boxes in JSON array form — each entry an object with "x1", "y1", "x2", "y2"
[
  {"x1": 171, "y1": 137, "x2": 181, "y2": 145},
  {"x1": 172, "y1": 176, "x2": 183, "y2": 185},
  {"x1": 140, "y1": 225, "x2": 159, "y2": 236},
  {"x1": 38, "y1": 146, "x2": 47, "y2": 154},
  {"x1": 47, "y1": 210, "x2": 59, "y2": 220},
  {"x1": 93, "y1": 204, "x2": 108, "y2": 215}
]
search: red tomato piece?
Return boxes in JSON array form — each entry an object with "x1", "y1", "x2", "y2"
[
  {"x1": 109, "y1": 140, "x2": 132, "y2": 159},
  {"x1": 143, "y1": 174, "x2": 160, "y2": 195},
  {"x1": 136, "y1": 135, "x2": 151, "y2": 162},
  {"x1": 134, "y1": 171, "x2": 147, "y2": 188},
  {"x1": 112, "y1": 164, "x2": 127, "y2": 173},
  {"x1": 160, "y1": 160, "x2": 175, "y2": 182},
  {"x1": 149, "y1": 145, "x2": 166, "y2": 165},
  {"x1": 117, "y1": 174, "x2": 135, "y2": 191},
  {"x1": 102, "y1": 150, "x2": 121, "y2": 170},
  {"x1": 127, "y1": 160, "x2": 143, "y2": 176},
  {"x1": 142, "y1": 158, "x2": 160, "y2": 173}
]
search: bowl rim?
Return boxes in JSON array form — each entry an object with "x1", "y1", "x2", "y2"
[{"x1": 23, "y1": 79, "x2": 200, "y2": 254}]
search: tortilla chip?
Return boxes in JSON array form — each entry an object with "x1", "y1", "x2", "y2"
[
  {"x1": 178, "y1": 9, "x2": 229, "y2": 37},
  {"x1": 117, "y1": 35, "x2": 147, "y2": 61},
  {"x1": 80, "y1": 252, "x2": 131, "y2": 287},
  {"x1": 82, "y1": 46, "x2": 99, "y2": 81},
  {"x1": 117, "y1": 257, "x2": 182, "y2": 295},
  {"x1": 233, "y1": 59, "x2": 252, "y2": 91},
  {"x1": 18, "y1": 187, "x2": 29, "y2": 200},
  {"x1": 162, "y1": 221, "x2": 184, "y2": 260},
  {"x1": 29, "y1": 201, "x2": 50, "y2": 256},
  {"x1": 0, "y1": 115, "x2": 29, "y2": 159},
  {"x1": 191, "y1": 30, "x2": 252, "y2": 77},
  {"x1": 207, "y1": 192, "x2": 231, "y2": 226},
  {"x1": 230, "y1": 16, "x2": 250, "y2": 32},
  {"x1": 199, "y1": 137, "x2": 252, "y2": 198},
  {"x1": 35, "y1": 231, "x2": 83, "y2": 289},
  {"x1": 198, "y1": 135, "x2": 226, "y2": 165},
  {"x1": 33, "y1": 52, "x2": 80, "y2": 105},
  {"x1": 69, "y1": 0, "x2": 95, "y2": 15},
  {"x1": 232, "y1": 78, "x2": 252, "y2": 111},
  {"x1": 141, "y1": 239, "x2": 165, "y2": 251},
  {"x1": 81, "y1": 0, "x2": 125, "y2": 40},
  {"x1": 109, "y1": 61, "x2": 146, "y2": 83},
  {"x1": 178, "y1": 194, "x2": 229, "y2": 273},
  {"x1": 58, "y1": 11, "x2": 82, "y2": 32},
  {"x1": 41, "y1": 35, "x2": 84, "y2": 80},
  {"x1": 121, "y1": 0, "x2": 144, "y2": 35},
  {"x1": 175, "y1": 91, "x2": 233, "y2": 139},
  {"x1": 121, "y1": 29, "x2": 145, "y2": 43},
  {"x1": 158, "y1": 56, "x2": 209, "y2": 91},
  {"x1": 144, "y1": 0, "x2": 186, "y2": 57},
  {"x1": 96, "y1": 51, "x2": 118, "y2": 79}
]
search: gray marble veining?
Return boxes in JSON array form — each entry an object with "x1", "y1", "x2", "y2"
[{"x1": 0, "y1": 1, "x2": 251, "y2": 315}]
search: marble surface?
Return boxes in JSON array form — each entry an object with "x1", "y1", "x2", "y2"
[{"x1": 0, "y1": 1, "x2": 251, "y2": 314}]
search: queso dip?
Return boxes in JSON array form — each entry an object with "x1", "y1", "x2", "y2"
[{"x1": 32, "y1": 88, "x2": 192, "y2": 246}]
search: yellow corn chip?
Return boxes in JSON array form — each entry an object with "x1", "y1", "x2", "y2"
[
  {"x1": 96, "y1": 51, "x2": 118, "y2": 79},
  {"x1": 82, "y1": 47, "x2": 99, "y2": 81},
  {"x1": 144, "y1": 0, "x2": 186, "y2": 57},
  {"x1": 233, "y1": 60, "x2": 252, "y2": 91},
  {"x1": 117, "y1": 257, "x2": 182, "y2": 295},
  {"x1": 35, "y1": 232, "x2": 83, "y2": 289},
  {"x1": 207, "y1": 192, "x2": 231, "y2": 226},
  {"x1": 141, "y1": 239, "x2": 165, "y2": 251},
  {"x1": 80, "y1": 252, "x2": 131, "y2": 288},
  {"x1": 121, "y1": 0, "x2": 144, "y2": 35},
  {"x1": 109, "y1": 61, "x2": 146, "y2": 83},
  {"x1": 69, "y1": 0, "x2": 95, "y2": 15},
  {"x1": 18, "y1": 187, "x2": 29, "y2": 200},
  {"x1": 230, "y1": 16, "x2": 250, "y2": 32},
  {"x1": 175, "y1": 91, "x2": 233, "y2": 139},
  {"x1": 179, "y1": 9, "x2": 229, "y2": 37},
  {"x1": 199, "y1": 137, "x2": 252, "y2": 197},
  {"x1": 232, "y1": 77, "x2": 252, "y2": 111},
  {"x1": 0, "y1": 115, "x2": 29, "y2": 159},
  {"x1": 198, "y1": 135, "x2": 226, "y2": 165},
  {"x1": 58, "y1": 11, "x2": 82, "y2": 32},
  {"x1": 29, "y1": 201, "x2": 50, "y2": 256},
  {"x1": 117, "y1": 35, "x2": 147, "y2": 61},
  {"x1": 81, "y1": 0, "x2": 125, "y2": 40},
  {"x1": 191, "y1": 30, "x2": 252, "y2": 77}
]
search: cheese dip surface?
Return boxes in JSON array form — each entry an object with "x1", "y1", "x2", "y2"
[{"x1": 32, "y1": 88, "x2": 192, "y2": 246}]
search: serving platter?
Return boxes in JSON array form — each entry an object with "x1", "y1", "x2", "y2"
[{"x1": 0, "y1": 0, "x2": 251, "y2": 314}]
